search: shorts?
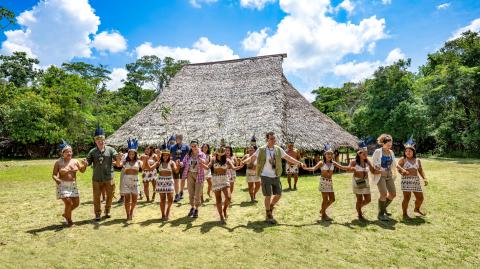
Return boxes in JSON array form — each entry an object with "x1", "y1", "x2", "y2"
[
  {"x1": 377, "y1": 175, "x2": 396, "y2": 194},
  {"x1": 261, "y1": 176, "x2": 282, "y2": 196}
]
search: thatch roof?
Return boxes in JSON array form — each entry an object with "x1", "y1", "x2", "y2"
[{"x1": 106, "y1": 54, "x2": 358, "y2": 150}]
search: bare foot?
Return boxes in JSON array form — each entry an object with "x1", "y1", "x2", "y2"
[{"x1": 414, "y1": 209, "x2": 426, "y2": 216}]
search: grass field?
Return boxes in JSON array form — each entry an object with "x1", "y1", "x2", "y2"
[{"x1": 0, "y1": 158, "x2": 479, "y2": 268}]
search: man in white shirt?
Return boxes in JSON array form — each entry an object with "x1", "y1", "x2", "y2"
[{"x1": 242, "y1": 131, "x2": 305, "y2": 224}]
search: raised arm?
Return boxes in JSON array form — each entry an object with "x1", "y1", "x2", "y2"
[
  {"x1": 283, "y1": 153, "x2": 305, "y2": 168},
  {"x1": 303, "y1": 161, "x2": 322, "y2": 172},
  {"x1": 242, "y1": 154, "x2": 257, "y2": 165},
  {"x1": 228, "y1": 159, "x2": 244, "y2": 171},
  {"x1": 333, "y1": 161, "x2": 354, "y2": 172}
]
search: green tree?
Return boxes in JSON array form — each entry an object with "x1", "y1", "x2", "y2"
[
  {"x1": 125, "y1": 55, "x2": 189, "y2": 93},
  {"x1": 61, "y1": 62, "x2": 111, "y2": 91},
  {"x1": 0, "y1": 7, "x2": 15, "y2": 29},
  {"x1": 0, "y1": 52, "x2": 40, "y2": 87}
]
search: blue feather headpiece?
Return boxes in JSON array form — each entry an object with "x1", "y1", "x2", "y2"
[
  {"x1": 127, "y1": 138, "x2": 139, "y2": 152},
  {"x1": 358, "y1": 138, "x2": 368, "y2": 151},
  {"x1": 250, "y1": 134, "x2": 257, "y2": 146},
  {"x1": 323, "y1": 143, "x2": 334, "y2": 153},
  {"x1": 404, "y1": 134, "x2": 415, "y2": 150},
  {"x1": 160, "y1": 138, "x2": 170, "y2": 154},
  {"x1": 59, "y1": 139, "x2": 72, "y2": 152},
  {"x1": 94, "y1": 123, "x2": 105, "y2": 139}
]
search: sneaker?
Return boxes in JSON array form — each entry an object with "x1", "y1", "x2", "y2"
[
  {"x1": 117, "y1": 197, "x2": 124, "y2": 204},
  {"x1": 94, "y1": 216, "x2": 101, "y2": 222},
  {"x1": 104, "y1": 213, "x2": 111, "y2": 219},
  {"x1": 384, "y1": 210, "x2": 392, "y2": 216},
  {"x1": 192, "y1": 209, "x2": 198, "y2": 218},
  {"x1": 174, "y1": 194, "x2": 180, "y2": 203},
  {"x1": 188, "y1": 208, "x2": 195, "y2": 217},
  {"x1": 179, "y1": 192, "x2": 184, "y2": 200}
]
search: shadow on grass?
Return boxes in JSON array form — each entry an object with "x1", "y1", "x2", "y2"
[
  {"x1": 26, "y1": 219, "x2": 94, "y2": 235},
  {"x1": 400, "y1": 216, "x2": 427, "y2": 226}
]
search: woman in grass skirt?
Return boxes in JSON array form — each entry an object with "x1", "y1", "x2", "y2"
[
  {"x1": 117, "y1": 138, "x2": 157, "y2": 221},
  {"x1": 243, "y1": 135, "x2": 261, "y2": 202},
  {"x1": 212, "y1": 139, "x2": 244, "y2": 224},
  {"x1": 155, "y1": 142, "x2": 177, "y2": 221},
  {"x1": 398, "y1": 136, "x2": 428, "y2": 219},
  {"x1": 52, "y1": 140, "x2": 87, "y2": 227},
  {"x1": 347, "y1": 140, "x2": 375, "y2": 220},
  {"x1": 304, "y1": 144, "x2": 352, "y2": 221},
  {"x1": 140, "y1": 146, "x2": 158, "y2": 202}
]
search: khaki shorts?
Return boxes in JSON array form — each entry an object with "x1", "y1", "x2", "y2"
[
  {"x1": 377, "y1": 175, "x2": 396, "y2": 194},
  {"x1": 261, "y1": 176, "x2": 282, "y2": 196}
]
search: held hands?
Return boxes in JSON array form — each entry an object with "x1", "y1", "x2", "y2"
[
  {"x1": 424, "y1": 179, "x2": 428, "y2": 186},
  {"x1": 82, "y1": 159, "x2": 89, "y2": 167},
  {"x1": 299, "y1": 162, "x2": 307, "y2": 169}
]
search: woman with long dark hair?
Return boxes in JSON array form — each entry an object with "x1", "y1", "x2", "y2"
[
  {"x1": 211, "y1": 140, "x2": 244, "y2": 224},
  {"x1": 155, "y1": 143, "x2": 177, "y2": 221},
  {"x1": 304, "y1": 144, "x2": 352, "y2": 221},
  {"x1": 243, "y1": 135, "x2": 261, "y2": 202},
  {"x1": 398, "y1": 136, "x2": 428, "y2": 219},
  {"x1": 140, "y1": 146, "x2": 158, "y2": 202},
  {"x1": 201, "y1": 144, "x2": 213, "y2": 202},
  {"x1": 347, "y1": 140, "x2": 374, "y2": 220},
  {"x1": 117, "y1": 138, "x2": 157, "y2": 221}
]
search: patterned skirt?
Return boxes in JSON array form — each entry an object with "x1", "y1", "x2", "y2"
[
  {"x1": 319, "y1": 177, "x2": 334, "y2": 192},
  {"x1": 401, "y1": 176, "x2": 423, "y2": 192},
  {"x1": 56, "y1": 180, "x2": 79, "y2": 199},
  {"x1": 285, "y1": 163, "x2": 299, "y2": 175},
  {"x1": 142, "y1": 169, "x2": 157, "y2": 183},
  {"x1": 212, "y1": 174, "x2": 230, "y2": 191},
  {"x1": 156, "y1": 175, "x2": 174, "y2": 193},
  {"x1": 352, "y1": 177, "x2": 371, "y2": 195},
  {"x1": 227, "y1": 169, "x2": 236, "y2": 183},
  {"x1": 121, "y1": 175, "x2": 140, "y2": 195},
  {"x1": 246, "y1": 169, "x2": 260, "y2": 183}
]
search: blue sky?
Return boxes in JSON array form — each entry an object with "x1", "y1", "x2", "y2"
[{"x1": 2, "y1": 0, "x2": 480, "y2": 100}]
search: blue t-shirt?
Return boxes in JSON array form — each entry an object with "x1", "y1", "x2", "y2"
[
  {"x1": 381, "y1": 155, "x2": 392, "y2": 169},
  {"x1": 170, "y1": 143, "x2": 190, "y2": 161}
]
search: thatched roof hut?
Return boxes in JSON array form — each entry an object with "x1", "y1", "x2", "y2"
[{"x1": 106, "y1": 54, "x2": 358, "y2": 150}]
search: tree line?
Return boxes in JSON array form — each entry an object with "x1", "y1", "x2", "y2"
[{"x1": 311, "y1": 31, "x2": 480, "y2": 157}]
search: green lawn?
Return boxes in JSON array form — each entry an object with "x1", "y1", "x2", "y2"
[{"x1": 0, "y1": 158, "x2": 479, "y2": 268}]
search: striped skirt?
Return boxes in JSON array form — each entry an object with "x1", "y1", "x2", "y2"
[
  {"x1": 246, "y1": 169, "x2": 260, "y2": 183},
  {"x1": 156, "y1": 175, "x2": 174, "y2": 193},
  {"x1": 319, "y1": 177, "x2": 334, "y2": 192},
  {"x1": 142, "y1": 169, "x2": 157, "y2": 183},
  {"x1": 212, "y1": 174, "x2": 230, "y2": 191},
  {"x1": 401, "y1": 176, "x2": 423, "y2": 192}
]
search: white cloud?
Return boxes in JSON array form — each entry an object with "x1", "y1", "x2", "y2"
[
  {"x1": 336, "y1": 0, "x2": 354, "y2": 15},
  {"x1": 450, "y1": 18, "x2": 480, "y2": 40},
  {"x1": 367, "y1": 42, "x2": 376, "y2": 54},
  {"x1": 384, "y1": 48, "x2": 405, "y2": 64},
  {"x1": 1, "y1": 0, "x2": 126, "y2": 66},
  {"x1": 381, "y1": 0, "x2": 391, "y2": 5},
  {"x1": 190, "y1": 0, "x2": 218, "y2": 8},
  {"x1": 333, "y1": 48, "x2": 405, "y2": 82},
  {"x1": 242, "y1": 28, "x2": 269, "y2": 51},
  {"x1": 240, "y1": 0, "x2": 276, "y2": 10},
  {"x1": 91, "y1": 30, "x2": 127, "y2": 53},
  {"x1": 135, "y1": 37, "x2": 239, "y2": 63},
  {"x1": 106, "y1": 67, "x2": 128, "y2": 91},
  {"x1": 436, "y1": 3, "x2": 450, "y2": 10},
  {"x1": 243, "y1": 0, "x2": 388, "y2": 87},
  {"x1": 1, "y1": 0, "x2": 100, "y2": 66}
]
